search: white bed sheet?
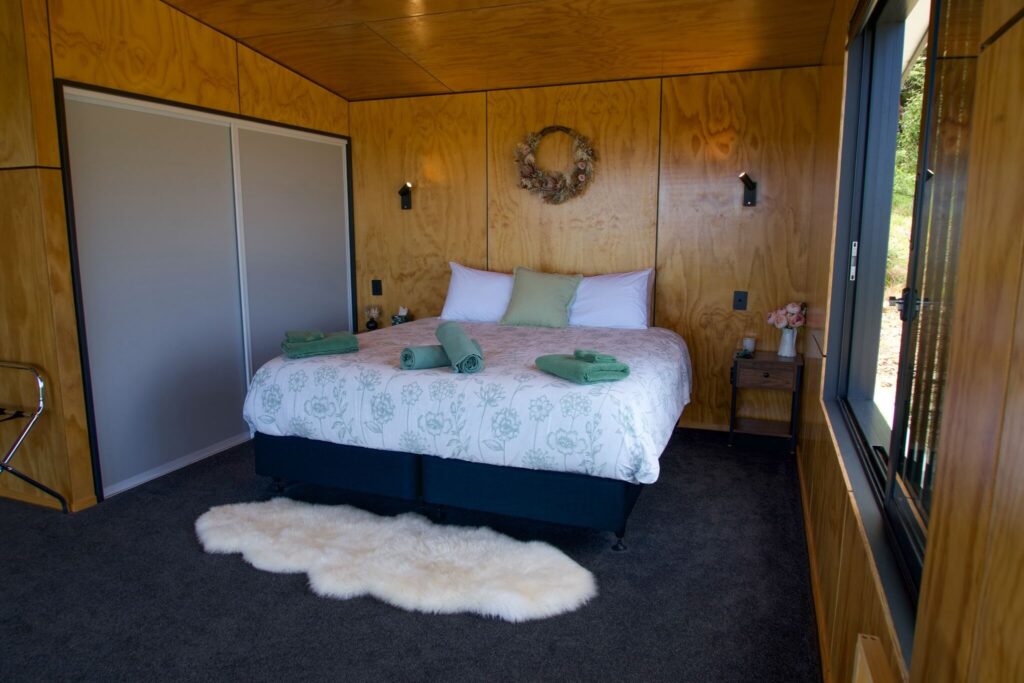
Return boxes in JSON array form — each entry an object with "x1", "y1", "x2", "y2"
[{"x1": 243, "y1": 318, "x2": 691, "y2": 484}]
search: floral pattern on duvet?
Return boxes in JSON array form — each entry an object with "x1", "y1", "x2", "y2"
[{"x1": 243, "y1": 318, "x2": 692, "y2": 484}]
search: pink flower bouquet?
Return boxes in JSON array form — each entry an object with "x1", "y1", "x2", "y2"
[{"x1": 767, "y1": 302, "x2": 806, "y2": 330}]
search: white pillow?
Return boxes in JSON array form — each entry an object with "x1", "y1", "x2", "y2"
[
  {"x1": 569, "y1": 268, "x2": 653, "y2": 329},
  {"x1": 440, "y1": 262, "x2": 514, "y2": 322}
]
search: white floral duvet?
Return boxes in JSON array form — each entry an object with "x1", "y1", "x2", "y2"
[{"x1": 243, "y1": 318, "x2": 692, "y2": 484}]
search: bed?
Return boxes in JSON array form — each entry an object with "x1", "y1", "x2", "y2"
[{"x1": 243, "y1": 318, "x2": 692, "y2": 547}]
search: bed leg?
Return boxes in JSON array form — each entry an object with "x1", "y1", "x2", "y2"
[
  {"x1": 611, "y1": 530, "x2": 628, "y2": 552},
  {"x1": 272, "y1": 477, "x2": 286, "y2": 493}
]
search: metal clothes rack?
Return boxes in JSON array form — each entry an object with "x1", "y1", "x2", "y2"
[{"x1": 0, "y1": 361, "x2": 68, "y2": 512}]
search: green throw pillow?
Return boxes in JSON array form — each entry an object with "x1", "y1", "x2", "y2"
[{"x1": 500, "y1": 267, "x2": 583, "y2": 328}]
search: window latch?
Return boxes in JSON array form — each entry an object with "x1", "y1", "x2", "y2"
[
  {"x1": 889, "y1": 287, "x2": 923, "y2": 321},
  {"x1": 850, "y1": 241, "x2": 859, "y2": 281}
]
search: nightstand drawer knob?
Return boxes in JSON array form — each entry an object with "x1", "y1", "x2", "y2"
[{"x1": 763, "y1": 372, "x2": 770, "y2": 378}]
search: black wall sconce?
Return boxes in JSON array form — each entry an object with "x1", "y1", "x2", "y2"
[
  {"x1": 398, "y1": 182, "x2": 413, "y2": 210},
  {"x1": 738, "y1": 172, "x2": 757, "y2": 207}
]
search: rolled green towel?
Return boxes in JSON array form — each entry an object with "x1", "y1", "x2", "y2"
[
  {"x1": 574, "y1": 348, "x2": 617, "y2": 363},
  {"x1": 435, "y1": 321, "x2": 484, "y2": 374},
  {"x1": 281, "y1": 332, "x2": 359, "y2": 359},
  {"x1": 285, "y1": 330, "x2": 325, "y2": 343},
  {"x1": 400, "y1": 340, "x2": 483, "y2": 370},
  {"x1": 536, "y1": 354, "x2": 630, "y2": 384}
]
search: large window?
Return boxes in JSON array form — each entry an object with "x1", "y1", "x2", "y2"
[{"x1": 833, "y1": 0, "x2": 975, "y2": 600}]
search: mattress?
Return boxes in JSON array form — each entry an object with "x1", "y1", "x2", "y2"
[{"x1": 243, "y1": 318, "x2": 692, "y2": 484}]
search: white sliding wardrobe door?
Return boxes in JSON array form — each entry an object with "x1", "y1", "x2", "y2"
[
  {"x1": 65, "y1": 98, "x2": 249, "y2": 497},
  {"x1": 236, "y1": 129, "x2": 352, "y2": 373}
]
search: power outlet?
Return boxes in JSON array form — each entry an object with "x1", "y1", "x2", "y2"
[
  {"x1": 371, "y1": 279, "x2": 382, "y2": 296},
  {"x1": 733, "y1": 291, "x2": 748, "y2": 311}
]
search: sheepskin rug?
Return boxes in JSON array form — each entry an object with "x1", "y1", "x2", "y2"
[{"x1": 195, "y1": 498, "x2": 597, "y2": 622}]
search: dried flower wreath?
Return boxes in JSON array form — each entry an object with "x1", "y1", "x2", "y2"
[{"x1": 514, "y1": 125, "x2": 596, "y2": 204}]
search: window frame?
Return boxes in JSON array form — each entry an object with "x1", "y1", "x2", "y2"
[{"x1": 828, "y1": 0, "x2": 942, "y2": 609}]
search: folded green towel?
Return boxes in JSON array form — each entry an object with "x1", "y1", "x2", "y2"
[
  {"x1": 435, "y1": 321, "x2": 484, "y2": 374},
  {"x1": 536, "y1": 354, "x2": 630, "y2": 384},
  {"x1": 285, "y1": 330, "x2": 325, "y2": 343},
  {"x1": 281, "y1": 332, "x2": 359, "y2": 359},
  {"x1": 574, "y1": 349, "x2": 617, "y2": 363},
  {"x1": 400, "y1": 340, "x2": 483, "y2": 370}
]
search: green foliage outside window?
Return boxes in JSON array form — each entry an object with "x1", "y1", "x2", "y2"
[{"x1": 887, "y1": 54, "x2": 927, "y2": 292}]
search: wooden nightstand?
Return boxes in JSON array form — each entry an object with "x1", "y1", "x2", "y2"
[{"x1": 728, "y1": 351, "x2": 804, "y2": 453}]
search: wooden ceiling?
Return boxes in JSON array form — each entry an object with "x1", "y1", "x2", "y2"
[{"x1": 165, "y1": 0, "x2": 838, "y2": 100}]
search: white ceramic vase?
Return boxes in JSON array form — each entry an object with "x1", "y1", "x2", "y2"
[{"x1": 778, "y1": 327, "x2": 797, "y2": 358}]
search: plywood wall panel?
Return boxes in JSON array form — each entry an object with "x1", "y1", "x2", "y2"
[
  {"x1": 37, "y1": 169, "x2": 94, "y2": 509},
  {"x1": 656, "y1": 68, "x2": 818, "y2": 429},
  {"x1": 22, "y1": 0, "x2": 59, "y2": 167},
  {"x1": 238, "y1": 46, "x2": 349, "y2": 135},
  {"x1": 980, "y1": 0, "x2": 1023, "y2": 45},
  {"x1": 912, "y1": 18, "x2": 1024, "y2": 683},
  {"x1": 351, "y1": 93, "x2": 487, "y2": 325},
  {"x1": 486, "y1": 80, "x2": 660, "y2": 276},
  {"x1": 49, "y1": 0, "x2": 240, "y2": 113},
  {"x1": 0, "y1": 170, "x2": 71, "y2": 509},
  {"x1": 797, "y1": 431, "x2": 832, "y2": 679},
  {"x1": 808, "y1": 425, "x2": 851, "y2": 682},
  {"x1": 829, "y1": 492, "x2": 908, "y2": 683},
  {"x1": 805, "y1": 63, "x2": 845, "y2": 338},
  {"x1": 798, "y1": 404, "x2": 910, "y2": 683},
  {"x1": 0, "y1": 0, "x2": 36, "y2": 168},
  {"x1": 970, "y1": 216, "x2": 1024, "y2": 680}
]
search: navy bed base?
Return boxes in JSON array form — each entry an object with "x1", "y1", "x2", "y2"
[{"x1": 253, "y1": 433, "x2": 644, "y2": 544}]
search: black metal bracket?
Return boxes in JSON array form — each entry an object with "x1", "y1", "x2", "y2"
[
  {"x1": 398, "y1": 182, "x2": 412, "y2": 210},
  {"x1": 738, "y1": 172, "x2": 757, "y2": 206}
]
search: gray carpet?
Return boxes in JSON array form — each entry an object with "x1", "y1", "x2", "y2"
[{"x1": 0, "y1": 429, "x2": 821, "y2": 682}]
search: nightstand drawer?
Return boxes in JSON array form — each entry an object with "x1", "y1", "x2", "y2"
[{"x1": 735, "y1": 365, "x2": 795, "y2": 390}]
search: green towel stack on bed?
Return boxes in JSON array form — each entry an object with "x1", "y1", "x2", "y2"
[
  {"x1": 400, "y1": 340, "x2": 483, "y2": 370},
  {"x1": 281, "y1": 331, "x2": 359, "y2": 359},
  {"x1": 435, "y1": 321, "x2": 484, "y2": 374},
  {"x1": 574, "y1": 349, "x2": 616, "y2": 363},
  {"x1": 285, "y1": 330, "x2": 326, "y2": 343},
  {"x1": 536, "y1": 348, "x2": 630, "y2": 384}
]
